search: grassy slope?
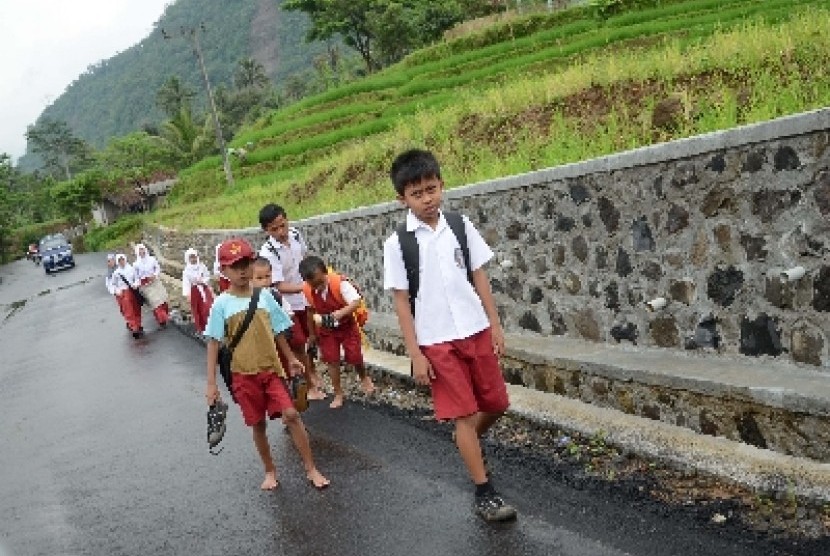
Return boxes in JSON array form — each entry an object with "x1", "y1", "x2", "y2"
[{"x1": 152, "y1": 0, "x2": 830, "y2": 231}]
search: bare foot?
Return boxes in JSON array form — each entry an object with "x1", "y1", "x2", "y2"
[
  {"x1": 329, "y1": 395, "x2": 343, "y2": 409},
  {"x1": 360, "y1": 376, "x2": 376, "y2": 395},
  {"x1": 307, "y1": 469, "x2": 330, "y2": 490},
  {"x1": 261, "y1": 472, "x2": 279, "y2": 491},
  {"x1": 307, "y1": 388, "x2": 326, "y2": 401}
]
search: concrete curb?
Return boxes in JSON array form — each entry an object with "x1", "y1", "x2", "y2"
[{"x1": 361, "y1": 349, "x2": 830, "y2": 504}]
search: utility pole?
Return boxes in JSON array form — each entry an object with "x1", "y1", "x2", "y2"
[{"x1": 162, "y1": 24, "x2": 235, "y2": 187}]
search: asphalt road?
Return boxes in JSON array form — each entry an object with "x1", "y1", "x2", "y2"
[{"x1": 0, "y1": 254, "x2": 818, "y2": 556}]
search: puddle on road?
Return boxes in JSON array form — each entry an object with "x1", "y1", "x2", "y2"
[{"x1": 3, "y1": 299, "x2": 27, "y2": 323}]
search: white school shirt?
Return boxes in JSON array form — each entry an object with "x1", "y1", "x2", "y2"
[
  {"x1": 315, "y1": 278, "x2": 360, "y2": 305},
  {"x1": 383, "y1": 210, "x2": 493, "y2": 347},
  {"x1": 259, "y1": 232, "x2": 308, "y2": 311},
  {"x1": 111, "y1": 265, "x2": 138, "y2": 295},
  {"x1": 133, "y1": 255, "x2": 161, "y2": 281}
]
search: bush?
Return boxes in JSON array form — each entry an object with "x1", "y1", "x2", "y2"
[{"x1": 83, "y1": 215, "x2": 144, "y2": 253}]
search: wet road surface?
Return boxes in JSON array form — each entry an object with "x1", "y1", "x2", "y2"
[{"x1": 0, "y1": 255, "x2": 809, "y2": 555}]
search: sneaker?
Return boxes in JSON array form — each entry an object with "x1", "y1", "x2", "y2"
[
  {"x1": 207, "y1": 399, "x2": 229, "y2": 453},
  {"x1": 475, "y1": 491, "x2": 518, "y2": 522}
]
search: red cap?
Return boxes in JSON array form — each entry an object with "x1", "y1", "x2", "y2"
[{"x1": 217, "y1": 238, "x2": 255, "y2": 266}]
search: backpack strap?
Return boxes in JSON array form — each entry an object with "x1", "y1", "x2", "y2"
[
  {"x1": 301, "y1": 282, "x2": 314, "y2": 306},
  {"x1": 327, "y1": 273, "x2": 346, "y2": 307},
  {"x1": 444, "y1": 211, "x2": 474, "y2": 286},
  {"x1": 396, "y1": 223, "x2": 419, "y2": 317},
  {"x1": 228, "y1": 288, "x2": 261, "y2": 352},
  {"x1": 265, "y1": 238, "x2": 281, "y2": 262}
]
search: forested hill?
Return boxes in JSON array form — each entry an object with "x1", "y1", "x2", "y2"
[{"x1": 17, "y1": 0, "x2": 323, "y2": 170}]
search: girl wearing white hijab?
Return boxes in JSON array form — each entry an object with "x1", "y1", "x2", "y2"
[
  {"x1": 182, "y1": 247, "x2": 214, "y2": 333},
  {"x1": 133, "y1": 243, "x2": 170, "y2": 327},
  {"x1": 111, "y1": 254, "x2": 143, "y2": 338},
  {"x1": 213, "y1": 243, "x2": 231, "y2": 292}
]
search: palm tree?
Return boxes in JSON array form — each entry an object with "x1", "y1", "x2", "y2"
[
  {"x1": 234, "y1": 58, "x2": 270, "y2": 90},
  {"x1": 158, "y1": 106, "x2": 214, "y2": 166},
  {"x1": 156, "y1": 76, "x2": 197, "y2": 118}
]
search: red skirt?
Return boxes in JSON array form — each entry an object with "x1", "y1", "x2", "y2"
[
  {"x1": 190, "y1": 284, "x2": 214, "y2": 333},
  {"x1": 116, "y1": 290, "x2": 142, "y2": 332}
]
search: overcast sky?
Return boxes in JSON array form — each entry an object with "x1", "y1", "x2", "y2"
[{"x1": 0, "y1": 0, "x2": 171, "y2": 162}]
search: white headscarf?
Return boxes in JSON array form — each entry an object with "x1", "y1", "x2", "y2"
[
  {"x1": 212, "y1": 243, "x2": 225, "y2": 278},
  {"x1": 182, "y1": 247, "x2": 210, "y2": 299},
  {"x1": 133, "y1": 243, "x2": 160, "y2": 280},
  {"x1": 111, "y1": 254, "x2": 137, "y2": 291}
]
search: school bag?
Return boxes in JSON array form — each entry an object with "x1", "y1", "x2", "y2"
[
  {"x1": 395, "y1": 210, "x2": 473, "y2": 316},
  {"x1": 302, "y1": 272, "x2": 369, "y2": 328}
]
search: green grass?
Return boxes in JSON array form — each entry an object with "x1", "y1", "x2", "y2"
[{"x1": 145, "y1": 1, "x2": 830, "y2": 232}]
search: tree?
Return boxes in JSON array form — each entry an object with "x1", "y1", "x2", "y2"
[
  {"x1": 234, "y1": 58, "x2": 271, "y2": 90},
  {"x1": 283, "y1": 0, "x2": 382, "y2": 72},
  {"x1": 156, "y1": 76, "x2": 197, "y2": 119},
  {"x1": 283, "y1": 0, "x2": 499, "y2": 72},
  {"x1": 25, "y1": 118, "x2": 94, "y2": 180},
  {"x1": 158, "y1": 106, "x2": 216, "y2": 166}
]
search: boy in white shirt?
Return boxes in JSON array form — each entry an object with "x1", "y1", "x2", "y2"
[
  {"x1": 258, "y1": 204, "x2": 325, "y2": 401},
  {"x1": 382, "y1": 149, "x2": 516, "y2": 523}
]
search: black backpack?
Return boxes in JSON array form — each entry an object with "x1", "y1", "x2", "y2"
[{"x1": 395, "y1": 211, "x2": 473, "y2": 317}]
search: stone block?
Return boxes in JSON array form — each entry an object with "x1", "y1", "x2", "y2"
[
  {"x1": 740, "y1": 234, "x2": 768, "y2": 261},
  {"x1": 668, "y1": 280, "x2": 696, "y2": 305},
  {"x1": 707, "y1": 265, "x2": 744, "y2": 307},
  {"x1": 642, "y1": 261, "x2": 663, "y2": 281},
  {"x1": 569, "y1": 182, "x2": 591, "y2": 205},
  {"x1": 572, "y1": 236, "x2": 589, "y2": 262},
  {"x1": 739, "y1": 313, "x2": 783, "y2": 357},
  {"x1": 605, "y1": 282, "x2": 620, "y2": 311},
  {"x1": 742, "y1": 149, "x2": 766, "y2": 173},
  {"x1": 552, "y1": 244, "x2": 566, "y2": 266},
  {"x1": 519, "y1": 311, "x2": 542, "y2": 333},
  {"x1": 814, "y1": 171, "x2": 830, "y2": 215},
  {"x1": 812, "y1": 266, "x2": 830, "y2": 312},
  {"x1": 615, "y1": 247, "x2": 632, "y2": 278},
  {"x1": 649, "y1": 315, "x2": 679, "y2": 348},
  {"x1": 702, "y1": 186, "x2": 737, "y2": 217},
  {"x1": 610, "y1": 322, "x2": 638, "y2": 344},
  {"x1": 773, "y1": 145, "x2": 800, "y2": 171},
  {"x1": 665, "y1": 204, "x2": 689, "y2": 234},
  {"x1": 631, "y1": 217, "x2": 655, "y2": 252},
  {"x1": 735, "y1": 412, "x2": 768, "y2": 449},
  {"x1": 764, "y1": 275, "x2": 794, "y2": 309},
  {"x1": 572, "y1": 309, "x2": 601, "y2": 341},
  {"x1": 751, "y1": 190, "x2": 801, "y2": 223},
  {"x1": 563, "y1": 271, "x2": 582, "y2": 294},
  {"x1": 598, "y1": 197, "x2": 620, "y2": 233},
  {"x1": 791, "y1": 325, "x2": 824, "y2": 366},
  {"x1": 713, "y1": 224, "x2": 732, "y2": 250},
  {"x1": 690, "y1": 228, "x2": 709, "y2": 266}
]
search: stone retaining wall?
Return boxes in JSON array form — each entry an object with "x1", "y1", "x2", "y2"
[{"x1": 145, "y1": 108, "x2": 830, "y2": 368}]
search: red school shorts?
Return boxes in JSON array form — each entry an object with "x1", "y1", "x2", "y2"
[
  {"x1": 230, "y1": 371, "x2": 294, "y2": 426},
  {"x1": 288, "y1": 308, "x2": 310, "y2": 349},
  {"x1": 318, "y1": 323, "x2": 364, "y2": 367},
  {"x1": 420, "y1": 328, "x2": 509, "y2": 421}
]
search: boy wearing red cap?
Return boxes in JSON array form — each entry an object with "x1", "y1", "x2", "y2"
[{"x1": 204, "y1": 238, "x2": 329, "y2": 490}]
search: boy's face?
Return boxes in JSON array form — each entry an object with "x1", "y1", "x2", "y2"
[
  {"x1": 251, "y1": 263, "x2": 272, "y2": 288},
  {"x1": 307, "y1": 268, "x2": 328, "y2": 292},
  {"x1": 398, "y1": 177, "x2": 443, "y2": 224},
  {"x1": 138, "y1": 247, "x2": 147, "y2": 257},
  {"x1": 107, "y1": 259, "x2": 115, "y2": 268},
  {"x1": 262, "y1": 214, "x2": 290, "y2": 243},
  {"x1": 222, "y1": 258, "x2": 254, "y2": 288},
  {"x1": 188, "y1": 254, "x2": 198, "y2": 265},
  {"x1": 117, "y1": 258, "x2": 126, "y2": 268}
]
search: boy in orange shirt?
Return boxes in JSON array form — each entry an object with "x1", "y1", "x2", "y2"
[{"x1": 299, "y1": 255, "x2": 375, "y2": 409}]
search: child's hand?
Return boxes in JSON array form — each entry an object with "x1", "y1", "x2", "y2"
[
  {"x1": 411, "y1": 353, "x2": 434, "y2": 386},
  {"x1": 205, "y1": 383, "x2": 219, "y2": 405},
  {"x1": 288, "y1": 357, "x2": 305, "y2": 377},
  {"x1": 491, "y1": 326, "x2": 505, "y2": 357}
]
